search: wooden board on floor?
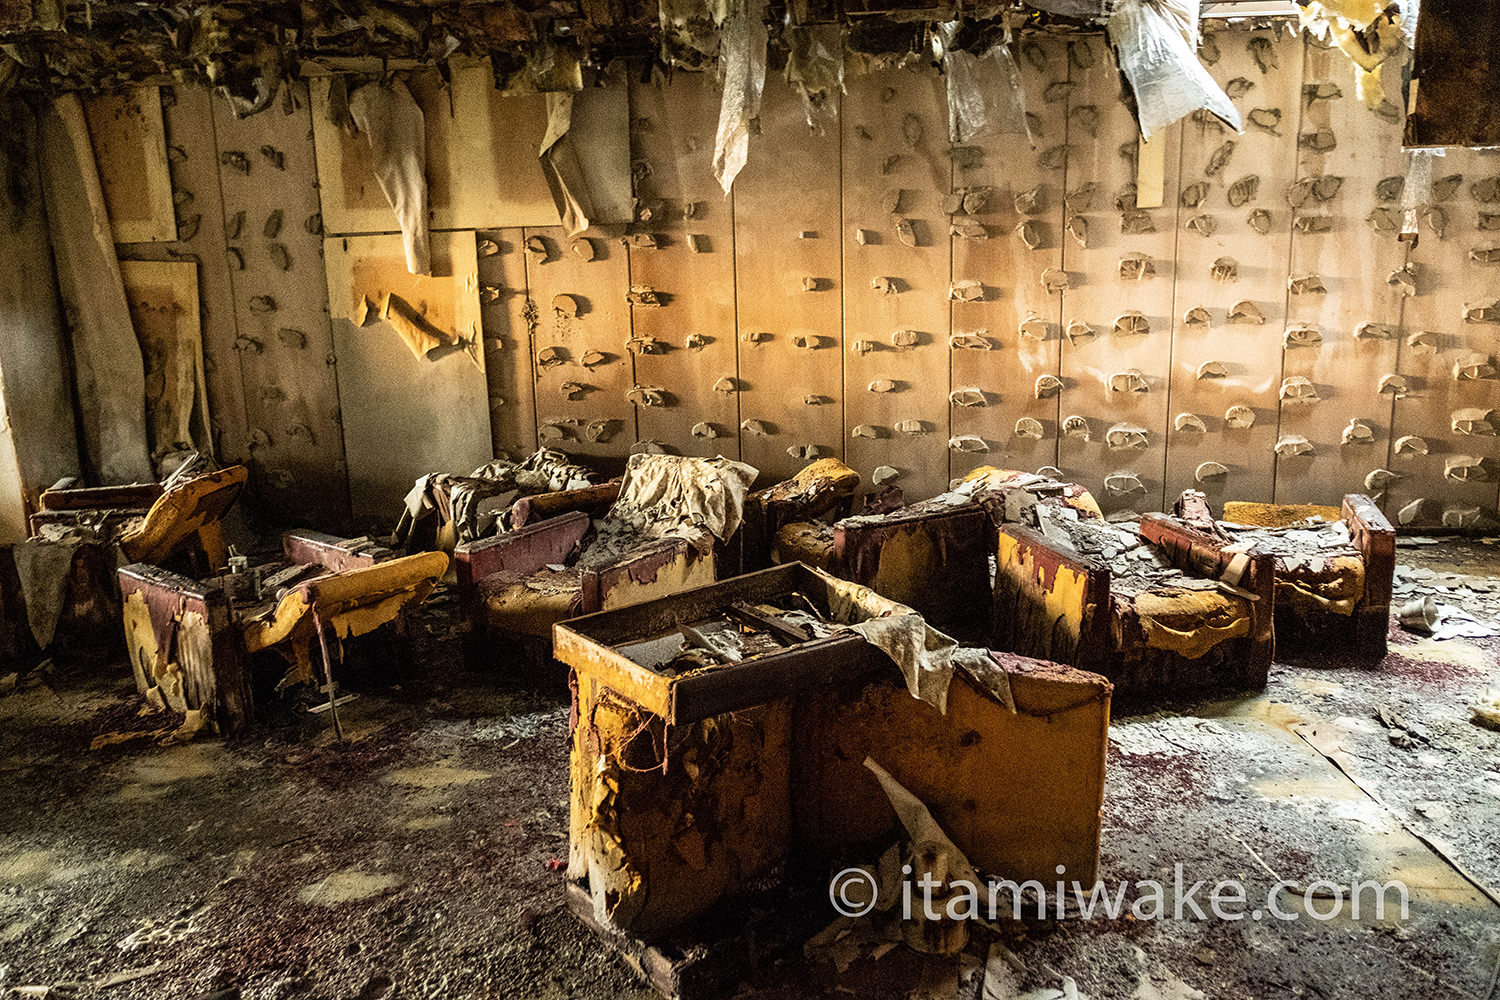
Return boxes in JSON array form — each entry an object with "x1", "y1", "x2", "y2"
[
  {"x1": 1387, "y1": 140, "x2": 1500, "y2": 528},
  {"x1": 477, "y1": 230, "x2": 538, "y2": 459},
  {"x1": 733, "y1": 77, "x2": 845, "y2": 485},
  {"x1": 1163, "y1": 25, "x2": 1300, "y2": 510},
  {"x1": 841, "y1": 67, "x2": 953, "y2": 501},
  {"x1": 524, "y1": 226, "x2": 637, "y2": 463},
  {"x1": 627, "y1": 73, "x2": 740, "y2": 459},
  {"x1": 82, "y1": 86, "x2": 175, "y2": 244},
  {"x1": 1057, "y1": 38, "x2": 1180, "y2": 515},
  {"x1": 118, "y1": 260, "x2": 211, "y2": 467},
  {"x1": 949, "y1": 34, "x2": 1068, "y2": 482},
  {"x1": 213, "y1": 81, "x2": 350, "y2": 527},
  {"x1": 326, "y1": 231, "x2": 490, "y2": 525},
  {"x1": 1276, "y1": 38, "x2": 1407, "y2": 508}
]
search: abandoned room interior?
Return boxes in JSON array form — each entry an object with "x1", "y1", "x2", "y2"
[{"x1": 1, "y1": 0, "x2": 1499, "y2": 996}]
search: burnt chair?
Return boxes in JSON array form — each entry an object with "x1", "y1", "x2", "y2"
[
  {"x1": 396, "y1": 448, "x2": 600, "y2": 556},
  {"x1": 1172, "y1": 490, "x2": 1396, "y2": 660},
  {"x1": 453, "y1": 454, "x2": 759, "y2": 674},
  {"x1": 738, "y1": 458, "x2": 862, "y2": 573},
  {"x1": 2, "y1": 465, "x2": 247, "y2": 665},
  {"x1": 119, "y1": 529, "x2": 446, "y2": 738},
  {"x1": 771, "y1": 467, "x2": 1104, "y2": 642},
  {"x1": 992, "y1": 512, "x2": 1275, "y2": 703}
]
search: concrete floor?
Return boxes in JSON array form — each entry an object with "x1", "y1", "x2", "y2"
[{"x1": 1, "y1": 542, "x2": 1498, "y2": 1000}]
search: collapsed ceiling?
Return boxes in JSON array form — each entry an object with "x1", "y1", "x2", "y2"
[{"x1": 0, "y1": 0, "x2": 1109, "y2": 108}]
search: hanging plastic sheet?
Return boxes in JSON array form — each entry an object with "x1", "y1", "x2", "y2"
[
  {"x1": 712, "y1": 0, "x2": 768, "y2": 195},
  {"x1": 539, "y1": 92, "x2": 596, "y2": 237},
  {"x1": 1107, "y1": 0, "x2": 1242, "y2": 141},
  {"x1": 349, "y1": 79, "x2": 430, "y2": 275},
  {"x1": 785, "y1": 20, "x2": 843, "y2": 129},
  {"x1": 935, "y1": 22, "x2": 1028, "y2": 144}
]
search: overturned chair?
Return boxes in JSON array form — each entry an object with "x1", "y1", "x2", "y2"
[
  {"x1": 993, "y1": 510, "x2": 1275, "y2": 703},
  {"x1": 2, "y1": 465, "x2": 248, "y2": 663},
  {"x1": 454, "y1": 454, "x2": 758, "y2": 673},
  {"x1": 1172, "y1": 490, "x2": 1396, "y2": 660},
  {"x1": 118, "y1": 530, "x2": 446, "y2": 738}
]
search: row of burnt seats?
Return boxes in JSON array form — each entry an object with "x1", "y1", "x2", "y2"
[{"x1": 445, "y1": 456, "x2": 1394, "y2": 705}]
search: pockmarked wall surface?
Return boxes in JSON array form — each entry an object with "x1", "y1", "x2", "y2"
[{"x1": 87, "y1": 25, "x2": 1498, "y2": 529}]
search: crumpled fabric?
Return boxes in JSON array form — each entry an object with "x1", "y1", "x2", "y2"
[
  {"x1": 539, "y1": 91, "x2": 595, "y2": 237},
  {"x1": 712, "y1": 0, "x2": 768, "y2": 194},
  {"x1": 12, "y1": 537, "x2": 83, "y2": 648},
  {"x1": 824, "y1": 576, "x2": 1006, "y2": 714},
  {"x1": 936, "y1": 22, "x2": 1028, "y2": 143},
  {"x1": 349, "y1": 79, "x2": 430, "y2": 275},
  {"x1": 1108, "y1": 0, "x2": 1243, "y2": 141},
  {"x1": 591, "y1": 454, "x2": 758, "y2": 556},
  {"x1": 785, "y1": 20, "x2": 844, "y2": 128}
]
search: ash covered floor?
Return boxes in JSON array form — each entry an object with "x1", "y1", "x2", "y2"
[{"x1": 2, "y1": 543, "x2": 1498, "y2": 1000}]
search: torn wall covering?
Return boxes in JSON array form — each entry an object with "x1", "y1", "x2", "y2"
[
  {"x1": 36, "y1": 93, "x2": 155, "y2": 484},
  {"x1": 348, "y1": 80, "x2": 430, "y2": 275}
]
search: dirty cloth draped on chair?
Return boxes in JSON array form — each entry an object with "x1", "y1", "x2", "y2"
[{"x1": 577, "y1": 453, "x2": 758, "y2": 566}]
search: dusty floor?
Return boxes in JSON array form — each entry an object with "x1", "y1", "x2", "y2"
[{"x1": 1, "y1": 542, "x2": 1498, "y2": 1000}]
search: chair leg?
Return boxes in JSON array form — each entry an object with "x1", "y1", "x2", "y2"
[{"x1": 312, "y1": 612, "x2": 345, "y2": 742}]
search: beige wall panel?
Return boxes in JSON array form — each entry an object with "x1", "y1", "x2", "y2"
[
  {"x1": 1276, "y1": 40, "x2": 1407, "y2": 507},
  {"x1": 1057, "y1": 44, "x2": 1180, "y2": 515},
  {"x1": 841, "y1": 68, "x2": 953, "y2": 501},
  {"x1": 627, "y1": 74, "x2": 740, "y2": 459},
  {"x1": 524, "y1": 226, "x2": 637, "y2": 461},
  {"x1": 733, "y1": 78, "x2": 845, "y2": 484},
  {"x1": 118, "y1": 260, "x2": 210, "y2": 465},
  {"x1": 132, "y1": 85, "x2": 251, "y2": 466},
  {"x1": 949, "y1": 35, "x2": 1067, "y2": 482},
  {"x1": 311, "y1": 65, "x2": 632, "y2": 235},
  {"x1": 1163, "y1": 26, "x2": 1300, "y2": 508},
  {"x1": 213, "y1": 82, "x2": 350, "y2": 526},
  {"x1": 1387, "y1": 142, "x2": 1500, "y2": 527},
  {"x1": 326, "y1": 232, "x2": 490, "y2": 525},
  {"x1": 82, "y1": 86, "x2": 175, "y2": 243},
  {"x1": 476, "y1": 230, "x2": 538, "y2": 458}
]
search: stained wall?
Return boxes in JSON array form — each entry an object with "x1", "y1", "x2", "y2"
[{"x1": 76, "y1": 25, "x2": 1500, "y2": 529}]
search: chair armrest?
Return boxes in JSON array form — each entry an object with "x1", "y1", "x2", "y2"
[
  {"x1": 1342, "y1": 493, "x2": 1396, "y2": 612},
  {"x1": 1139, "y1": 513, "x2": 1276, "y2": 660},
  {"x1": 508, "y1": 481, "x2": 622, "y2": 529},
  {"x1": 578, "y1": 536, "x2": 711, "y2": 615},
  {"x1": 283, "y1": 530, "x2": 393, "y2": 572},
  {"x1": 454, "y1": 510, "x2": 591, "y2": 601},
  {"x1": 40, "y1": 482, "x2": 163, "y2": 511}
]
